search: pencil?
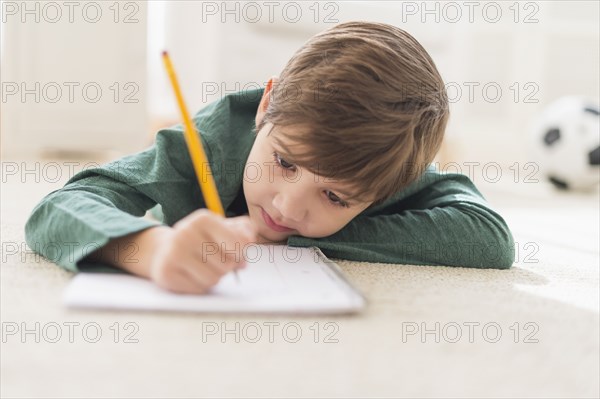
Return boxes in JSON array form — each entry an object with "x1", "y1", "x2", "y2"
[{"x1": 161, "y1": 51, "x2": 240, "y2": 284}]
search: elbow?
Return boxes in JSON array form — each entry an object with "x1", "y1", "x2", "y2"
[
  {"x1": 486, "y1": 224, "x2": 516, "y2": 270},
  {"x1": 455, "y1": 234, "x2": 514, "y2": 270},
  {"x1": 460, "y1": 203, "x2": 517, "y2": 270},
  {"x1": 24, "y1": 202, "x2": 44, "y2": 248},
  {"x1": 490, "y1": 246, "x2": 515, "y2": 269},
  {"x1": 454, "y1": 209, "x2": 517, "y2": 270}
]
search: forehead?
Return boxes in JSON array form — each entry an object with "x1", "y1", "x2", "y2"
[{"x1": 266, "y1": 124, "x2": 306, "y2": 146}]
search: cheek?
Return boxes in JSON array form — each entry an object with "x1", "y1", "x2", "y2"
[
  {"x1": 243, "y1": 156, "x2": 268, "y2": 192},
  {"x1": 302, "y1": 212, "x2": 355, "y2": 238},
  {"x1": 243, "y1": 174, "x2": 273, "y2": 209}
]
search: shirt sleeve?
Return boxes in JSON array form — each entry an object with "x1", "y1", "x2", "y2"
[
  {"x1": 24, "y1": 128, "x2": 203, "y2": 273},
  {"x1": 287, "y1": 171, "x2": 516, "y2": 269}
]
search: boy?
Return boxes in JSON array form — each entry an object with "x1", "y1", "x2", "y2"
[{"x1": 25, "y1": 21, "x2": 515, "y2": 294}]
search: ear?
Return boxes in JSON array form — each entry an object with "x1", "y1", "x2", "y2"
[{"x1": 255, "y1": 76, "x2": 278, "y2": 130}]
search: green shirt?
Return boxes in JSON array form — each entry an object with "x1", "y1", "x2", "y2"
[{"x1": 24, "y1": 88, "x2": 515, "y2": 273}]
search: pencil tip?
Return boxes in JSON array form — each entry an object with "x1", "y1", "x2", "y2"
[{"x1": 162, "y1": 50, "x2": 168, "y2": 57}]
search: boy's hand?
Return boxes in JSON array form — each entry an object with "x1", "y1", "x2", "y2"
[{"x1": 148, "y1": 209, "x2": 258, "y2": 295}]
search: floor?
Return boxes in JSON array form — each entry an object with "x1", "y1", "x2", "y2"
[{"x1": 1, "y1": 157, "x2": 599, "y2": 398}]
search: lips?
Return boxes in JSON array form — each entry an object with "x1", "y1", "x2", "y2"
[{"x1": 261, "y1": 208, "x2": 293, "y2": 232}]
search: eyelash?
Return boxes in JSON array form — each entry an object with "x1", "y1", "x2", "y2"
[{"x1": 272, "y1": 151, "x2": 350, "y2": 208}]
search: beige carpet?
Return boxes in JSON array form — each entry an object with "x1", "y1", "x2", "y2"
[{"x1": 1, "y1": 158, "x2": 599, "y2": 398}]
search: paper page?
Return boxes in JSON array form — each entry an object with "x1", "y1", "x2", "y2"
[{"x1": 63, "y1": 245, "x2": 366, "y2": 315}]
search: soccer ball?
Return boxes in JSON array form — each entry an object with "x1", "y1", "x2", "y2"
[{"x1": 529, "y1": 96, "x2": 600, "y2": 192}]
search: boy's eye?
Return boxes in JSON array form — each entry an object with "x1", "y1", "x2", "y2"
[
  {"x1": 272, "y1": 151, "x2": 350, "y2": 209},
  {"x1": 326, "y1": 191, "x2": 347, "y2": 207},
  {"x1": 273, "y1": 152, "x2": 294, "y2": 169}
]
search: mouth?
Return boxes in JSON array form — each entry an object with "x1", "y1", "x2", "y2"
[{"x1": 261, "y1": 207, "x2": 294, "y2": 232}]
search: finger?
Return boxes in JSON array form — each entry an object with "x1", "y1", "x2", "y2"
[
  {"x1": 185, "y1": 212, "x2": 255, "y2": 251},
  {"x1": 181, "y1": 212, "x2": 256, "y2": 270},
  {"x1": 197, "y1": 238, "x2": 246, "y2": 274},
  {"x1": 208, "y1": 220, "x2": 256, "y2": 267},
  {"x1": 159, "y1": 268, "x2": 210, "y2": 295},
  {"x1": 185, "y1": 270, "x2": 221, "y2": 293},
  {"x1": 184, "y1": 255, "x2": 225, "y2": 286}
]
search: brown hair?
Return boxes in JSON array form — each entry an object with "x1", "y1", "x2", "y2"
[{"x1": 255, "y1": 21, "x2": 449, "y2": 208}]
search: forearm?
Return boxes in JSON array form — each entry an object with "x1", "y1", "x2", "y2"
[
  {"x1": 287, "y1": 204, "x2": 515, "y2": 269},
  {"x1": 24, "y1": 189, "x2": 163, "y2": 273},
  {"x1": 85, "y1": 226, "x2": 172, "y2": 278}
]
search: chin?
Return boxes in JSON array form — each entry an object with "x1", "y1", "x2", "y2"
[
  {"x1": 255, "y1": 232, "x2": 286, "y2": 245},
  {"x1": 264, "y1": 230, "x2": 289, "y2": 240}
]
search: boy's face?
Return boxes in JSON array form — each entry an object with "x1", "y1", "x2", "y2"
[{"x1": 243, "y1": 80, "x2": 374, "y2": 243}]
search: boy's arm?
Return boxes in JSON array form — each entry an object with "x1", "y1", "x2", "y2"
[
  {"x1": 25, "y1": 89, "x2": 260, "y2": 274},
  {"x1": 287, "y1": 170, "x2": 516, "y2": 269},
  {"x1": 83, "y1": 225, "x2": 172, "y2": 277},
  {"x1": 24, "y1": 128, "x2": 201, "y2": 273}
]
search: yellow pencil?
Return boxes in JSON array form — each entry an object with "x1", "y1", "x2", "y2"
[{"x1": 162, "y1": 51, "x2": 240, "y2": 283}]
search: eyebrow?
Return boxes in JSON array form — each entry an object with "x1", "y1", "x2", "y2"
[
  {"x1": 271, "y1": 138, "x2": 298, "y2": 163},
  {"x1": 331, "y1": 187, "x2": 353, "y2": 197}
]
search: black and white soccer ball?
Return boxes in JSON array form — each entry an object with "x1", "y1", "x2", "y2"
[{"x1": 529, "y1": 96, "x2": 600, "y2": 192}]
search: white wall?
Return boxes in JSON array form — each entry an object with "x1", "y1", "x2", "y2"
[
  {"x1": 1, "y1": 0, "x2": 148, "y2": 159},
  {"x1": 150, "y1": 1, "x2": 599, "y2": 170},
  {"x1": 2, "y1": 1, "x2": 598, "y2": 167}
]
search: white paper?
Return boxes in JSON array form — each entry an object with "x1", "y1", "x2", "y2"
[{"x1": 63, "y1": 245, "x2": 366, "y2": 315}]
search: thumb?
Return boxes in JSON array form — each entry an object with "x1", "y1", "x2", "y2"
[
  {"x1": 241, "y1": 220, "x2": 258, "y2": 242},
  {"x1": 224, "y1": 216, "x2": 258, "y2": 242}
]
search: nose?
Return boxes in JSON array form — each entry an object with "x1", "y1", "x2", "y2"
[{"x1": 272, "y1": 185, "x2": 308, "y2": 224}]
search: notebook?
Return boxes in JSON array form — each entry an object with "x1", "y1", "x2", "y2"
[{"x1": 63, "y1": 245, "x2": 367, "y2": 315}]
